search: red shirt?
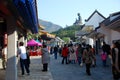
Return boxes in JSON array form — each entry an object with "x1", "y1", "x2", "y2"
[{"x1": 62, "y1": 47, "x2": 68, "y2": 57}]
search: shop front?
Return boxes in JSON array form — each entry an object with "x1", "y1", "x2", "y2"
[{"x1": 0, "y1": 0, "x2": 39, "y2": 80}]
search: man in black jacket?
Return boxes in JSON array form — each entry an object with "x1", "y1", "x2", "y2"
[{"x1": 102, "y1": 42, "x2": 111, "y2": 55}]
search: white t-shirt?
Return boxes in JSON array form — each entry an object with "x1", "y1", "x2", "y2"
[
  {"x1": 18, "y1": 46, "x2": 27, "y2": 59},
  {"x1": 2, "y1": 47, "x2": 7, "y2": 58},
  {"x1": 2, "y1": 47, "x2": 7, "y2": 55}
]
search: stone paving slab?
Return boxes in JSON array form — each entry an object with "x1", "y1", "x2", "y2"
[
  {"x1": 18, "y1": 56, "x2": 53, "y2": 80},
  {"x1": 50, "y1": 54, "x2": 114, "y2": 80}
]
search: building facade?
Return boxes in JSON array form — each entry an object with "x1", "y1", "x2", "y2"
[
  {"x1": 81, "y1": 10, "x2": 106, "y2": 48},
  {"x1": 0, "y1": 0, "x2": 39, "y2": 80}
]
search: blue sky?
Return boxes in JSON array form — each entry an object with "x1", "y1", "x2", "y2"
[{"x1": 37, "y1": 0, "x2": 120, "y2": 27}]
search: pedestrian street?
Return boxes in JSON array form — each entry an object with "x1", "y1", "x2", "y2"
[
  {"x1": 50, "y1": 54, "x2": 113, "y2": 80},
  {"x1": 18, "y1": 56, "x2": 53, "y2": 80}
]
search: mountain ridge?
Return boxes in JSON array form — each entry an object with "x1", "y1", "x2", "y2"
[{"x1": 39, "y1": 19, "x2": 63, "y2": 33}]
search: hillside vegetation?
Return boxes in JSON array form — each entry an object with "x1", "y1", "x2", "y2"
[{"x1": 51, "y1": 25, "x2": 83, "y2": 41}]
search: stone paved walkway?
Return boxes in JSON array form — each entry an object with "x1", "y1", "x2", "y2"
[
  {"x1": 50, "y1": 54, "x2": 114, "y2": 80},
  {"x1": 18, "y1": 56, "x2": 53, "y2": 80},
  {"x1": 0, "y1": 54, "x2": 115, "y2": 80}
]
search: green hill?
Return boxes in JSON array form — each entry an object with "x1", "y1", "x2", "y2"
[{"x1": 52, "y1": 25, "x2": 84, "y2": 41}]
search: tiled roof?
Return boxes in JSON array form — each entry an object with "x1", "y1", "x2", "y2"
[
  {"x1": 101, "y1": 11, "x2": 120, "y2": 26},
  {"x1": 85, "y1": 10, "x2": 106, "y2": 22}
]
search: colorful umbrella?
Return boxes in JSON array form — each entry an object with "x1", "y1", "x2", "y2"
[
  {"x1": 27, "y1": 39, "x2": 42, "y2": 46},
  {"x1": 36, "y1": 39, "x2": 42, "y2": 46}
]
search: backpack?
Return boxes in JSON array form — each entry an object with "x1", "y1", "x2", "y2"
[{"x1": 101, "y1": 52, "x2": 107, "y2": 60}]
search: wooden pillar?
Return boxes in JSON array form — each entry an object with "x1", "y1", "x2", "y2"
[{"x1": 6, "y1": 16, "x2": 17, "y2": 80}]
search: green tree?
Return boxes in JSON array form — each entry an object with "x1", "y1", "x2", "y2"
[
  {"x1": 62, "y1": 37, "x2": 70, "y2": 44},
  {"x1": 27, "y1": 32, "x2": 40, "y2": 41},
  {"x1": 51, "y1": 25, "x2": 83, "y2": 42}
]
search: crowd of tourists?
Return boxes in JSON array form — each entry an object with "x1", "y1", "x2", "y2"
[
  {"x1": 0, "y1": 40, "x2": 119, "y2": 80},
  {"x1": 1, "y1": 41, "x2": 119, "y2": 80},
  {"x1": 50, "y1": 41, "x2": 120, "y2": 80}
]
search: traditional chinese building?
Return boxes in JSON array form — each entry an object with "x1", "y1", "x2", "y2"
[{"x1": 0, "y1": 0, "x2": 39, "y2": 80}]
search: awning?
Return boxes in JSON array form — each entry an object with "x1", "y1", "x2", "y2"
[
  {"x1": 39, "y1": 30, "x2": 55, "y2": 40},
  {"x1": 41, "y1": 35, "x2": 53, "y2": 41},
  {"x1": 13, "y1": 0, "x2": 38, "y2": 33}
]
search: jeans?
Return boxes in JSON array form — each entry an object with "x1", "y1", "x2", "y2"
[
  {"x1": 86, "y1": 63, "x2": 91, "y2": 75},
  {"x1": 43, "y1": 63, "x2": 48, "y2": 71},
  {"x1": 20, "y1": 58, "x2": 30, "y2": 75},
  {"x1": 77, "y1": 57, "x2": 82, "y2": 65},
  {"x1": 102, "y1": 60, "x2": 106, "y2": 67},
  {"x1": 62, "y1": 57, "x2": 68, "y2": 64},
  {"x1": 54, "y1": 52, "x2": 57, "y2": 59}
]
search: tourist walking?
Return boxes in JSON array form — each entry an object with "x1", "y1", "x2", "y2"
[
  {"x1": 61, "y1": 44, "x2": 69, "y2": 64},
  {"x1": 111, "y1": 42, "x2": 120, "y2": 80},
  {"x1": 59, "y1": 46, "x2": 63, "y2": 56},
  {"x1": 26, "y1": 46, "x2": 31, "y2": 68},
  {"x1": 100, "y1": 51, "x2": 107, "y2": 67},
  {"x1": 102, "y1": 42, "x2": 111, "y2": 55},
  {"x1": 83, "y1": 45, "x2": 95, "y2": 76},
  {"x1": 54, "y1": 45, "x2": 58, "y2": 59},
  {"x1": 69, "y1": 44, "x2": 77, "y2": 64},
  {"x1": 90, "y1": 45, "x2": 96, "y2": 67},
  {"x1": 17, "y1": 42, "x2": 30, "y2": 75},
  {"x1": 50, "y1": 46, "x2": 54, "y2": 55},
  {"x1": 102, "y1": 41, "x2": 111, "y2": 66},
  {"x1": 41, "y1": 44, "x2": 50, "y2": 72},
  {"x1": 76, "y1": 44, "x2": 83, "y2": 66}
]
